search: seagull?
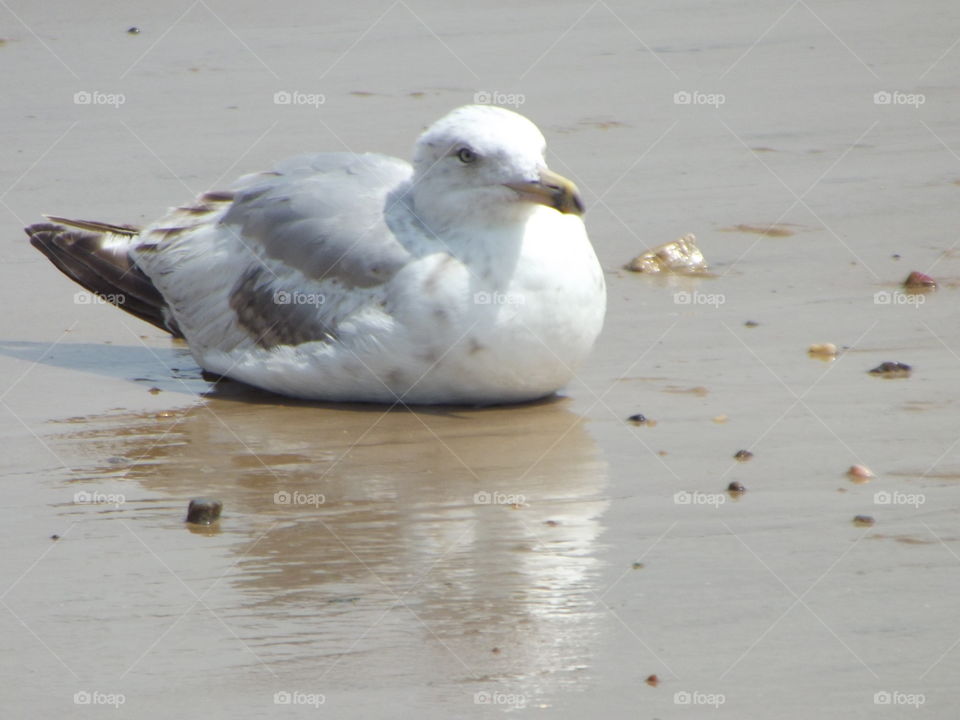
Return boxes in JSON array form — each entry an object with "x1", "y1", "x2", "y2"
[{"x1": 27, "y1": 105, "x2": 606, "y2": 405}]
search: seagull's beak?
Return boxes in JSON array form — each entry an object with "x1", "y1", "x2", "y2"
[{"x1": 504, "y1": 168, "x2": 585, "y2": 216}]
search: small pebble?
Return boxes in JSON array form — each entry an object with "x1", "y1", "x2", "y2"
[
  {"x1": 186, "y1": 498, "x2": 222, "y2": 525},
  {"x1": 847, "y1": 464, "x2": 875, "y2": 482},
  {"x1": 632, "y1": 562, "x2": 645, "y2": 570},
  {"x1": 127, "y1": 26, "x2": 141, "y2": 34},
  {"x1": 148, "y1": 387, "x2": 162, "y2": 394},
  {"x1": 853, "y1": 515, "x2": 875, "y2": 527},
  {"x1": 903, "y1": 271, "x2": 936, "y2": 291},
  {"x1": 808, "y1": 342, "x2": 837, "y2": 357},
  {"x1": 491, "y1": 647, "x2": 501, "y2": 654},
  {"x1": 734, "y1": 449, "x2": 753, "y2": 462},
  {"x1": 543, "y1": 519, "x2": 560, "y2": 527},
  {"x1": 50, "y1": 534, "x2": 60, "y2": 541},
  {"x1": 868, "y1": 361, "x2": 911, "y2": 378},
  {"x1": 627, "y1": 413, "x2": 647, "y2": 424},
  {"x1": 645, "y1": 674, "x2": 659, "y2": 687},
  {"x1": 744, "y1": 320, "x2": 759, "y2": 328},
  {"x1": 712, "y1": 414, "x2": 728, "y2": 424},
  {"x1": 891, "y1": 253, "x2": 901, "y2": 260},
  {"x1": 727, "y1": 481, "x2": 746, "y2": 494}
]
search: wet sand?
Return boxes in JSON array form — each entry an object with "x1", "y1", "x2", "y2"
[{"x1": 3, "y1": 1, "x2": 960, "y2": 717}]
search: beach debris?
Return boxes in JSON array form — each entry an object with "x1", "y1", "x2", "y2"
[
  {"x1": 847, "y1": 465, "x2": 875, "y2": 483},
  {"x1": 734, "y1": 449, "x2": 753, "y2": 462},
  {"x1": 868, "y1": 361, "x2": 911, "y2": 378},
  {"x1": 624, "y1": 233, "x2": 708, "y2": 274},
  {"x1": 853, "y1": 515, "x2": 875, "y2": 527},
  {"x1": 903, "y1": 271, "x2": 936, "y2": 291},
  {"x1": 808, "y1": 342, "x2": 838, "y2": 357},
  {"x1": 186, "y1": 498, "x2": 222, "y2": 525}
]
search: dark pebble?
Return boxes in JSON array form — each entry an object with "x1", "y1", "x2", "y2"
[
  {"x1": 727, "y1": 481, "x2": 746, "y2": 494},
  {"x1": 744, "y1": 320, "x2": 759, "y2": 328},
  {"x1": 50, "y1": 534, "x2": 60, "y2": 541},
  {"x1": 645, "y1": 674, "x2": 659, "y2": 687},
  {"x1": 734, "y1": 449, "x2": 753, "y2": 462},
  {"x1": 186, "y1": 498, "x2": 222, "y2": 525},
  {"x1": 853, "y1": 515, "x2": 875, "y2": 527},
  {"x1": 868, "y1": 361, "x2": 911, "y2": 378},
  {"x1": 627, "y1": 413, "x2": 647, "y2": 424},
  {"x1": 127, "y1": 26, "x2": 141, "y2": 34}
]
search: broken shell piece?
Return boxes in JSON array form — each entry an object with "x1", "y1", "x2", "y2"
[
  {"x1": 624, "y1": 233, "x2": 708, "y2": 274},
  {"x1": 808, "y1": 343, "x2": 838, "y2": 357},
  {"x1": 903, "y1": 271, "x2": 936, "y2": 291},
  {"x1": 186, "y1": 498, "x2": 222, "y2": 525},
  {"x1": 847, "y1": 464, "x2": 875, "y2": 482},
  {"x1": 868, "y1": 361, "x2": 911, "y2": 378}
]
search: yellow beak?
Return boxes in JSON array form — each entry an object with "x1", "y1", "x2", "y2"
[{"x1": 504, "y1": 168, "x2": 584, "y2": 216}]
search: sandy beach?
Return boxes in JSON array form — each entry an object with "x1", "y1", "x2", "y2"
[{"x1": 3, "y1": 1, "x2": 960, "y2": 716}]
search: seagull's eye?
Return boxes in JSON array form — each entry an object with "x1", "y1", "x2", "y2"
[{"x1": 456, "y1": 147, "x2": 477, "y2": 164}]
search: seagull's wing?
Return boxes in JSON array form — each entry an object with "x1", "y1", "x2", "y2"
[{"x1": 133, "y1": 152, "x2": 417, "y2": 355}]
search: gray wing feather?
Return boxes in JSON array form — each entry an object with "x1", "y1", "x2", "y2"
[{"x1": 222, "y1": 152, "x2": 414, "y2": 288}]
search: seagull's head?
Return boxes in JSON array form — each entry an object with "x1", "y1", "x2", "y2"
[{"x1": 410, "y1": 105, "x2": 584, "y2": 232}]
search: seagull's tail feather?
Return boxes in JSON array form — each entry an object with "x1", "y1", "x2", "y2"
[{"x1": 25, "y1": 216, "x2": 182, "y2": 337}]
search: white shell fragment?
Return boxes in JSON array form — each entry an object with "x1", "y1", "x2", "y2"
[{"x1": 625, "y1": 233, "x2": 708, "y2": 274}]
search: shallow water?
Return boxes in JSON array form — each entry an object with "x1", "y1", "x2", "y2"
[{"x1": 3, "y1": 0, "x2": 960, "y2": 717}]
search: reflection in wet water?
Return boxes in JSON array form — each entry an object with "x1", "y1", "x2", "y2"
[{"x1": 59, "y1": 389, "x2": 610, "y2": 706}]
